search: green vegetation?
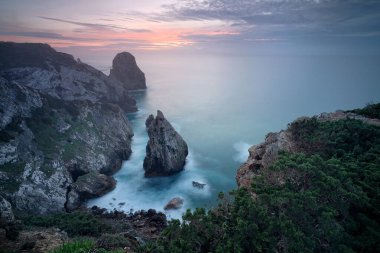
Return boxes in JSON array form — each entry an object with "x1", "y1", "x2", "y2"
[
  {"x1": 141, "y1": 116, "x2": 380, "y2": 252},
  {"x1": 50, "y1": 240, "x2": 123, "y2": 253},
  {"x1": 23, "y1": 211, "x2": 111, "y2": 237},
  {"x1": 349, "y1": 102, "x2": 380, "y2": 119},
  {"x1": 96, "y1": 233, "x2": 139, "y2": 251}
]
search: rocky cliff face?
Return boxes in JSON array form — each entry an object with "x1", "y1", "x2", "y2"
[
  {"x1": 143, "y1": 110, "x2": 188, "y2": 177},
  {"x1": 109, "y1": 52, "x2": 146, "y2": 90},
  {"x1": 0, "y1": 42, "x2": 137, "y2": 112},
  {"x1": 236, "y1": 110, "x2": 380, "y2": 188},
  {"x1": 0, "y1": 43, "x2": 138, "y2": 214}
]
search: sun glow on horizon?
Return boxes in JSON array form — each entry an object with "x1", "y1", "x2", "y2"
[{"x1": 0, "y1": 3, "x2": 241, "y2": 51}]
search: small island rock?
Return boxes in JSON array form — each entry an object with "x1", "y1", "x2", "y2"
[{"x1": 143, "y1": 110, "x2": 188, "y2": 177}]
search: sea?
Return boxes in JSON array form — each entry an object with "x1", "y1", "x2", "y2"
[{"x1": 83, "y1": 49, "x2": 380, "y2": 219}]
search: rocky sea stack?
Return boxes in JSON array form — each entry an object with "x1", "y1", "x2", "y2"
[
  {"x1": 109, "y1": 52, "x2": 146, "y2": 90},
  {"x1": 143, "y1": 110, "x2": 188, "y2": 177}
]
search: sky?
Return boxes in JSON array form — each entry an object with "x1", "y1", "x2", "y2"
[{"x1": 0, "y1": 0, "x2": 380, "y2": 56}]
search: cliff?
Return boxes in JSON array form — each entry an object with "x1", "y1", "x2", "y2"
[
  {"x1": 236, "y1": 109, "x2": 380, "y2": 188},
  {"x1": 0, "y1": 43, "x2": 141, "y2": 214}
]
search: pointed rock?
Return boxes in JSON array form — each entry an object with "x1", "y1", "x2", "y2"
[{"x1": 143, "y1": 110, "x2": 188, "y2": 177}]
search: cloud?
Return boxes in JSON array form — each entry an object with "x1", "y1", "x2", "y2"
[
  {"x1": 0, "y1": 30, "x2": 99, "y2": 41},
  {"x1": 39, "y1": 16, "x2": 151, "y2": 33},
  {"x1": 161, "y1": 0, "x2": 380, "y2": 39}
]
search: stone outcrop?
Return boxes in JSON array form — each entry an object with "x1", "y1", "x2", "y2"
[
  {"x1": 109, "y1": 52, "x2": 146, "y2": 90},
  {"x1": 236, "y1": 110, "x2": 380, "y2": 188},
  {"x1": 0, "y1": 43, "x2": 137, "y2": 214},
  {"x1": 164, "y1": 197, "x2": 184, "y2": 210},
  {"x1": 143, "y1": 110, "x2": 188, "y2": 177},
  {"x1": 73, "y1": 172, "x2": 116, "y2": 199},
  {"x1": 236, "y1": 131, "x2": 296, "y2": 188}
]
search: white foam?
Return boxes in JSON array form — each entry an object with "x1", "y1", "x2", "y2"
[
  {"x1": 88, "y1": 121, "x2": 211, "y2": 220},
  {"x1": 232, "y1": 141, "x2": 252, "y2": 163}
]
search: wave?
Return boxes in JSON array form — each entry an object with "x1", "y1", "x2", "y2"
[{"x1": 232, "y1": 141, "x2": 252, "y2": 163}]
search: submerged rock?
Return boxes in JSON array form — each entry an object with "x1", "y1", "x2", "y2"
[
  {"x1": 143, "y1": 110, "x2": 188, "y2": 177},
  {"x1": 164, "y1": 197, "x2": 184, "y2": 210},
  {"x1": 109, "y1": 52, "x2": 146, "y2": 90},
  {"x1": 192, "y1": 181, "x2": 206, "y2": 189}
]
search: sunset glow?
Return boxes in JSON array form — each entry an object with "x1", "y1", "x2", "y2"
[{"x1": 0, "y1": 0, "x2": 379, "y2": 54}]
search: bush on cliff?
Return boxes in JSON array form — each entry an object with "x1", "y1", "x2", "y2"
[
  {"x1": 50, "y1": 239, "x2": 123, "y2": 253},
  {"x1": 23, "y1": 211, "x2": 110, "y2": 237},
  {"x1": 349, "y1": 102, "x2": 380, "y2": 119}
]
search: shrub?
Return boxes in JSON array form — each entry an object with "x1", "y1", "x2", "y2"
[
  {"x1": 349, "y1": 102, "x2": 380, "y2": 119},
  {"x1": 23, "y1": 211, "x2": 110, "y2": 237}
]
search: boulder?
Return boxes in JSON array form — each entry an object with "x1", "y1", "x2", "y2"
[
  {"x1": 143, "y1": 110, "x2": 188, "y2": 177},
  {"x1": 164, "y1": 197, "x2": 184, "y2": 210},
  {"x1": 109, "y1": 52, "x2": 146, "y2": 90},
  {"x1": 73, "y1": 172, "x2": 116, "y2": 199}
]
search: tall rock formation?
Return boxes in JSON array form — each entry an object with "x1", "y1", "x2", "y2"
[
  {"x1": 109, "y1": 52, "x2": 146, "y2": 90},
  {"x1": 0, "y1": 42, "x2": 138, "y2": 214},
  {"x1": 143, "y1": 110, "x2": 188, "y2": 177}
]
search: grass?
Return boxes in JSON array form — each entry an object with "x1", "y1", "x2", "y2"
[
  {"x1": 50, "y1": 240, "x2": 93, "y2": 253},
  {"x1": 50, "y1": 240, "x2": 124, "y2": 253}
]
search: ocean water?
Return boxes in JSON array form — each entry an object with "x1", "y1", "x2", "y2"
[{"x1": 87, "y1": 51, "x2": 380, "y2": 219}]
